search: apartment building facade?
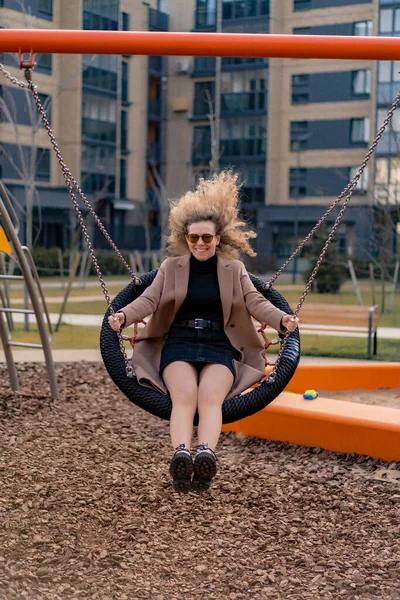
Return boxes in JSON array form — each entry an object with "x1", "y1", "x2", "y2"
[{"x1": 0, "y1": 0, "x2": 398, "y2": 268}]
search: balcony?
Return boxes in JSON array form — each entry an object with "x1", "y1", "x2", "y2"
[
  {"x1": 220, "y1": 137, "x2": 266, "y2": 159},
  {"x1": 221, "y1": 92, "x2": 266, "y2": 115},
  {"x1": 148, "y1": 97, "x2": 162, "y2": 121},
  {"x1": 148, "y1": 7, "x2": 169, "y2": 31},
  {"x1": 82, "y1": 118, "x2": 117, "y2": 144}
]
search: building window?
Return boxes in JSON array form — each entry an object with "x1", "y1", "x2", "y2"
[
  {"x1": 193, "y1": 81, "x2": 215, "y2": 117},
  {"x1": 122, "y1": 62, "x2": 129, "y2": 104},
  {"x1": 36, "y1": 148, "x2": 50, "y2": 181},
  {"x1": 38, "y1": 0, "x2": 53, "y2": 16},
  {"x1": 192, "y1": 126, "x2": 212, "y2": 165},
  {"x1": 293, "y1": 0, "x2": 311, "y2": 11},
  {"x1": 121, "y1": 111, "x2": 128, "y2": 153},
  {"x1": 195, "y1": 0, "x2": 216, "y2": 28},
  {"x1": 350, "y1": 118, "x2": 369, "y2": 143},
  {"x1": 352, "y1": 70, "x2": 371, "y2": 95},
  {"x1": 378, "y1": 60, "x2": 400, "y2": 83},
  {"x1": 379, "y1": 7, "x2": 400, "y2": 33},
  {"x1": 289, "y1": 167, "x2": 307, "y2": 198},
  {"x1": 375, "y1": 157, "x2": 400, "y2": 204},
  {"x1": 349, "y1": 166, "x2": 368, "y2": 193},
  {"x1": 120, "y1": 159, "x2": 127, "y2": 198},
  {"x1": 36, "y1": 54, "x2": 52, "y2": 74},
  {"x1": 37, "y1": 93, "x2": 51, "y2": 126},
  {"x1": 291, "y1": 74, "x2": 309, "y2": 104},
  {"x1": 122, "y1": 12, "x2": 130, "y2": 31},
  {"x1": 290, "y1": 121, "x2": 309, "y2": 151},
  {"x1": 221, "y1": 0, "x2": 270, "y2": 20},
  {"x1": 353, "y1": 20, "x2": 372, "y2": 36}
]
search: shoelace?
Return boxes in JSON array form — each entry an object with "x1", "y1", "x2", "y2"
[
  {"x1": 195, "y1": 443, "x2": 217, "y2": 460},
  {"x1": 174, "y1": 443, "x2": 191, "y2": 455}
]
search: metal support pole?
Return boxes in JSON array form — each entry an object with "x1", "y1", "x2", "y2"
[
  {"x1": 0, "y1": 183, "x2": 58, "y2": 398},
  {"x1": 0, "y1": 309, "x2": 19, "y2": 391}
]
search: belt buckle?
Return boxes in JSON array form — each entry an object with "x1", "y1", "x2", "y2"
[{"x1": 194, "y1": 318, "x2": 203, "y2": 329}]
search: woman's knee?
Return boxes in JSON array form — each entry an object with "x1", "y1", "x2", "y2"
[
  {"x1": 197, "y1": 389, "x2": 225, "y2": 411},
  {"x1": 171, "y1": 384, "x2": 198, "y2": 409}
]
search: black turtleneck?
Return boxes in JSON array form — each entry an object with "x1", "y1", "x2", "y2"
[{"x1": 174, "y1": 253, "x2": 224, "y2": 323}]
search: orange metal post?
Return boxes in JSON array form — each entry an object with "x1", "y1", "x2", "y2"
[{"x1": 1, "y1": 30, "x2": 400, "y2": 59}]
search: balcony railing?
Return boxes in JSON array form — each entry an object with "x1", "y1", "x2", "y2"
[
  {"x1": 148, "y1": 7, "x2": 169, "y2": 31},
  {"x1": 221, "y1": 92, "x2": 266, "y2": 115},
  {"x1": 82, "y1": 118, "x2": 117, "y2": 144},
  {"x1": 220, "y1": 137, "x2": 266, "y2": 158}
]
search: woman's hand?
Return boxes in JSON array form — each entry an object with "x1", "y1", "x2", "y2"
[
  {"x1": 108, "y1": 312, "x2": 125, "y2": 332},
  {"x1": 282, "y1": 314, "x2": 299, "y2": 332}
]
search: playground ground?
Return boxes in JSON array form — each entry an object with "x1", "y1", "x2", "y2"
[
  {"x1": 1, "y1": 277, "x2": 399, "y2": 599},
  {"x1": 1, "y1": 360, "x2": 399, "y2": 600}
]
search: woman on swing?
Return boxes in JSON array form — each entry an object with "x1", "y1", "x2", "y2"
[{"x1": 108, "y1": 171, "x2": 299, "y2": 491}]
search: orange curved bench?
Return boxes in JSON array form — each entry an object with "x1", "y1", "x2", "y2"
[{"x1": 222, "y1": 363, "x2": 400, "y2": 461}]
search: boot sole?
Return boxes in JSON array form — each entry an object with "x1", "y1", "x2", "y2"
[
  {"x1": 169, "y1": 452, "x2": 193, "y2": 493},
  {"x1": 193, "y1": 452, "x2": 217, "y2": 491}
]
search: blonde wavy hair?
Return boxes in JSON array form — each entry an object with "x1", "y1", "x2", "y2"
[{"x1": 167, "y1": 171, "x2": 257, "y2": 259}]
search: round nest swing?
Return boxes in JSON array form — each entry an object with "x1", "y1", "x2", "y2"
[{"x1": 100, "y1": 270, "x2": 300, "y2": 425}]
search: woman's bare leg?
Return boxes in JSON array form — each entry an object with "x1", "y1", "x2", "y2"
[
  {"x1": 197, "y1": 364, "x2": 234, "y2": 451},
  {"x1": 163, "y1": 361, "x2": 199, "y2": 449}
]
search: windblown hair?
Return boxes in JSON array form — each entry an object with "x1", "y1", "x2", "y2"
[{"x1": 167, "y1": 171, "x2": 257, "y2": 259}]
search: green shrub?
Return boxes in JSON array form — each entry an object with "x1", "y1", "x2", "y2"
[
  {"x1": 303, "y1": 230, "x2": 347, "y2": 294},
  {"x1": 88, "y1": 250, "x2": 131, "y2": 276},
  {"x1": 30, "y1": 246, "x2": 62, "y2": 276}
]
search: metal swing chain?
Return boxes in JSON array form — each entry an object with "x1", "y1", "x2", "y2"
[
  {"x1": 0, "y1": 63, "x2": 136, "y2": 377},
  {"x1": 265, "y1": 88, "x2": 400, "y2": 383},
  {"x1": 265, "y1": 88, "x2": 400, "y2": 292}
]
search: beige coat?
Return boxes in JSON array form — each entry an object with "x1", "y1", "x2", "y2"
[{"x1": 121, "y1": 254, "x2": 287, "y2": 399}]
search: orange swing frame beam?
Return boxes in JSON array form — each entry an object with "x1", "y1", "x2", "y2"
[{"x1": 1, "y1": 29, "x2": 400, "y2": 60}]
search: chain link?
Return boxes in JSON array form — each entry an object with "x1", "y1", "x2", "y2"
[
  {"x1": 0, "y1": 64, "x2": 139, "y2": 377},
  {"x1": 266, "y1": 88, "x2": 400, "y2": 383},
  {"x1": 0, "y1": 63, "x2": 34, "y2": 88}
]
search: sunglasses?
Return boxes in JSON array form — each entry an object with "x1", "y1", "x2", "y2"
[{"x1": 186, "y1": 233, "x2": 216, "y2": 244}]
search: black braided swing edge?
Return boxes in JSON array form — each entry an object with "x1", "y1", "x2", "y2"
[{"x1": 100, "y1": 270, "x2": 300, "y2": 425}]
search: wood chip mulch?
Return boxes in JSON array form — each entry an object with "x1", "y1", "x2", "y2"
[{"x1": 0, "y1": 362, "x2": 399, "y2": 600}]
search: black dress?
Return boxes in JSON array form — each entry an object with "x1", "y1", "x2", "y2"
[{"x1": 159, "y1": 254, "x2": 241, "y2": 376}]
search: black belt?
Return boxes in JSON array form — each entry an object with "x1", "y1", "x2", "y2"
[{"x1": 175, "y1": 319, "x2": 223, "y2": 331}]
